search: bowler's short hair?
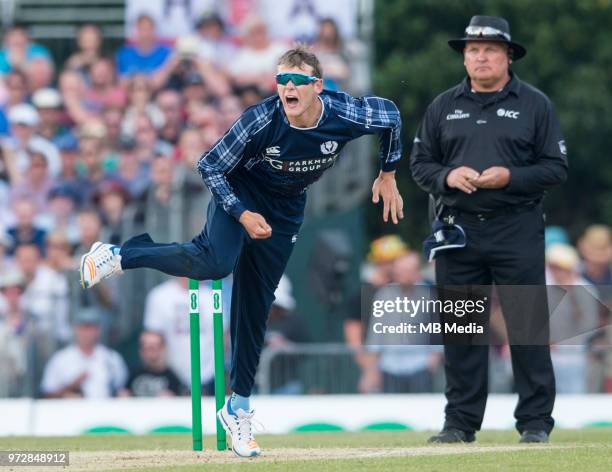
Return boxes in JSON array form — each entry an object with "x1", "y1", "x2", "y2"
[{"x1": 277, "y1": 45, "x2": 323, "y2": 78}]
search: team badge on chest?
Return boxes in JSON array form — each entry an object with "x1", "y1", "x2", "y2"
[{"x1": 320, "y1": 140, "x2": 339, "y2": 155}]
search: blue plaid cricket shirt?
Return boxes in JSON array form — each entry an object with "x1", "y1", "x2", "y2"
[{"x1": 197, "y1": 90, "x2": 402, "y2": 220}]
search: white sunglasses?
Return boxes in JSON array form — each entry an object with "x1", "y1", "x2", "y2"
[{"x1": 465, "y1": 26, "x2": 511, "y2": 41}]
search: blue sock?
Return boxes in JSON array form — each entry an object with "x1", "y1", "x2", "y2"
[
  {"x1": 229, "y1": 392, "x2": 250, "y2": 414},
  {"x1": 111, "y1": 245, "x2": 121, "y2": 256}
]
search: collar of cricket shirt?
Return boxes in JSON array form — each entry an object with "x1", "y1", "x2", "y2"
[
  {"x1": 280, "y1": 95, "x2": 326, "y2": 130},
  {"x1": 454, "y1": 71, "x2": 522, "y2": 100}
]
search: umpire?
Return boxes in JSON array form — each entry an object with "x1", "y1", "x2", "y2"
[{"x1": 410, "y1": 15, "x2": 567, "y2": 443}]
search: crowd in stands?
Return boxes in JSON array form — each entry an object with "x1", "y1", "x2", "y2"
[
  {"x1": 0, "y1": 12, "x2": 353, "y2": 398},
  {"x1": 0, "y1": 12, "x2": 609, "y2": 399},
  {"x1": 346, "y1": 229, "x2": 612, "y2": 395}
]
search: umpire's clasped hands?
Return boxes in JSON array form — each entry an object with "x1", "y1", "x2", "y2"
[{"x1": 446, "y1": 166, "x2": 511, "y2": 193}]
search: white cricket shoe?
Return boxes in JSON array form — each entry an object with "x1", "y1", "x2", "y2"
[
  {"x1": 218, "y1": 399, "x2": 262, "y2": 457},
  {"x1": 79, "y1": 242, "x2": 123, "y2": 289}
]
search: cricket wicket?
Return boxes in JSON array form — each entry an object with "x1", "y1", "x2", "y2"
[{"x1": 189, "y1": 278, "x2": 227, "y2": 451}]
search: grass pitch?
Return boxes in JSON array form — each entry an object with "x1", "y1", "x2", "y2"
[{"x1": 1, "y1": 429, "x2": 611, "y2": 471}]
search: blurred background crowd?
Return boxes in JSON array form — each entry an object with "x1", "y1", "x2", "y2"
[
  {"x1": 0, "y1": 0, "x2": 610, "y2": 400},
  {"x1": 0, "y1": 1, "x2": 370, "y2": 399}
]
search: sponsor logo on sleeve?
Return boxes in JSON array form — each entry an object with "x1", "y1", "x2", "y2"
[{"x1": 558, "y1": 140, "x2": 567, "y2": 155}]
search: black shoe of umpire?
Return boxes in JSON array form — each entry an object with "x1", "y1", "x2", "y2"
[
  {"x1": 428, "y1": 428, "x2": 476, "y2": 444},
  {"x1": 519, "y1": 430, "x2": 549, "y2": 443}
]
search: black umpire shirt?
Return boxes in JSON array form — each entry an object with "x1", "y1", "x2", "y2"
[{"x1": 410, "y1": 72, "x2": 568, "y2": 213}]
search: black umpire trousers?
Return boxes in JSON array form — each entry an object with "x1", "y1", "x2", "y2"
[{"x1": 435, "y1": 204, "x2": 555, "y2": 434}]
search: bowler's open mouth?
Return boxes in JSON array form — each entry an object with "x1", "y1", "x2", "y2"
[{"x1": 286, "y1": 95, "x2": 299, "y2": 108}]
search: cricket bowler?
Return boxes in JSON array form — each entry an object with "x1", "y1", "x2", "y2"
[{"x1": 79, "y1": 45, "x2": 404, "y2": 457}]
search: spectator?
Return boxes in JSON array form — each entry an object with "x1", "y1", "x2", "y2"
[
  {"x1": 6, "y1": 197, "x2": 47, "y2": 255},
  {"x1": 66, "y1": 24, "x2": 104, "y2": 83},
  {"x1": 0, "y1": 75, "x2": 15, "y2": 135},
  {"x1": 14, "y1": 243, "x2": 71, "y2": 344},
  {"x1": 9, "y1": 149, "x2": 55, "y2": 214},
  {"x1": 83, "y1": 58, "x2": 127, "y2": 113},
  {"x1": 40, "y1": 307, "x2": 127, "y2": 398},
  {"x1": 144, "y1": 277, "x2": 223, "y2": 394},
  {"x1": 31, "y1": 88, "x2": 72, "y2": 145},
  {"x1": 2, "y1": 69, "x2": 29, "y2": 108},
  {"x1": 577, "y1": 225, "x2": 612, "y2": 393},
  {"x1": 181, "y1": 72, "x2": 209, "y2": 105},
  {"x1": 176, "y1": 128, "x2": 205, "y2": 169},
  {"x1": 59, "y1": 70, "x2": 96, "y2": 125},
  {"x1": 25, "y1": 57, "x2": 54, "y2": 94},
  {"x1": 545, "y1": 225, "x2": 569, "y2": 247},
  {"x1": 266, "y1": 275, "x2": 308, "y2": 348},
  {"x1": 0, "y1": 136, "x2": 20, "y2": 188},
  {"x1": 119, "y1": 331, "x2": 184, "y2": 397},
  {"x1": 148, "y1": 155, "x2": 175, "y2": 207},
  {"x1": 172, "y1": 129, "x2": 211, "y2": 237},
  {"x1": 368, "y1": 252, "x2": 442, "y2": 393},
  {"x1": 55, "y1": 133, "x2": 85, "y2": 188},
  {"x1": 117, "y1": 14, "x2": 172, "y2": 79},
  {"x1": 218, "y1": 95, "x2": 243, "y2": 131},
  {"x1": 0, "y1": 75, "x2": 6, "y2": 107},
  {"x1": 185, "y1": 101, "x2": 216, "y2": 132},
  {"x1": 0, "y1": 25, "x2": 52, "y2": 75},
  {"x1": 546, "y1": 243, "x2": 600, "y2": 393},
  {"x1": 195, "y1": 12, "x2": 236, "y2": 69},
  {"x1": 156, "y1": 88, "x2": 184, "y2": 145},
  {"x1": 94, "y1": 179, "x2": 131, "y2": 245},
  {"x1": 77, "y1": 121, "x2": 114, "y2": 194},
  {"x1": 228, "y1": 16, "x2": 287, "y2": 93},
  {"x1": 37, "y1": 185, "x2": 81, "y2": 245},
  {"x1": 235, "y1": 84, "x2": 265, "y2": 109},
  {"x1": 265, "y1": 275, "x2": 309, "y2": 394},
  {"x1": 0, "y1": 268, "x2": 31, "y2": 397},
  {"x1": 75, "y1": 207, "x2": 104, "y2": 251},
  {"x1": 0, "y1": 230, "x2": 13, "y2": 270},
  {"x1": 153, "y1": 35, "x2": 230, "y2": 96},
  {"x1": 0, "y1": 71, "x2": 28, "y2": 134},
  {"x1": 132, "y1": 112, "x2": 172, "y2": 163},
  {"x1": 344, "y1": 235, "x2": 409, "y2": 393},
  {"x1": 6, "y1": 103, "x2": 62, "y2": 178},
  {"x1": 73, "y1": 208, "x2": 118, "y2": 331},
  {"x1": 45, "y1": 231, "x2": 75, "y2": 273},
  {"x1": 101, "y1": 105, "x2": 124, "y2": 151},
  {"x1": 115, "y1": 137, "x2": 150, "y2": 200},
  {"x1": 578, "y1": 225, "x2": 612, "y2": 287},
  {"x1": 121, "y1": 75, "x2": 164, "y2": 137},
  {"x1": 311, "y1": 18, "x2": 350, "y2": 90},
  {"x1": 0, "y1": 103, "x2": 9, "y2": 138},
  {"x1": 139, "y1": 155, "x2": 178, "y2": 254}
]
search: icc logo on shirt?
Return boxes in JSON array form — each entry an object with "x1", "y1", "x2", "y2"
[{"x1": 320, "y1": 141, "x2": 338, "y2": 155}]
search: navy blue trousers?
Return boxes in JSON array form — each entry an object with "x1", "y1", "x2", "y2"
[{"x1": 120, "y1": 180, "x2": 304, "y2": 396}]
